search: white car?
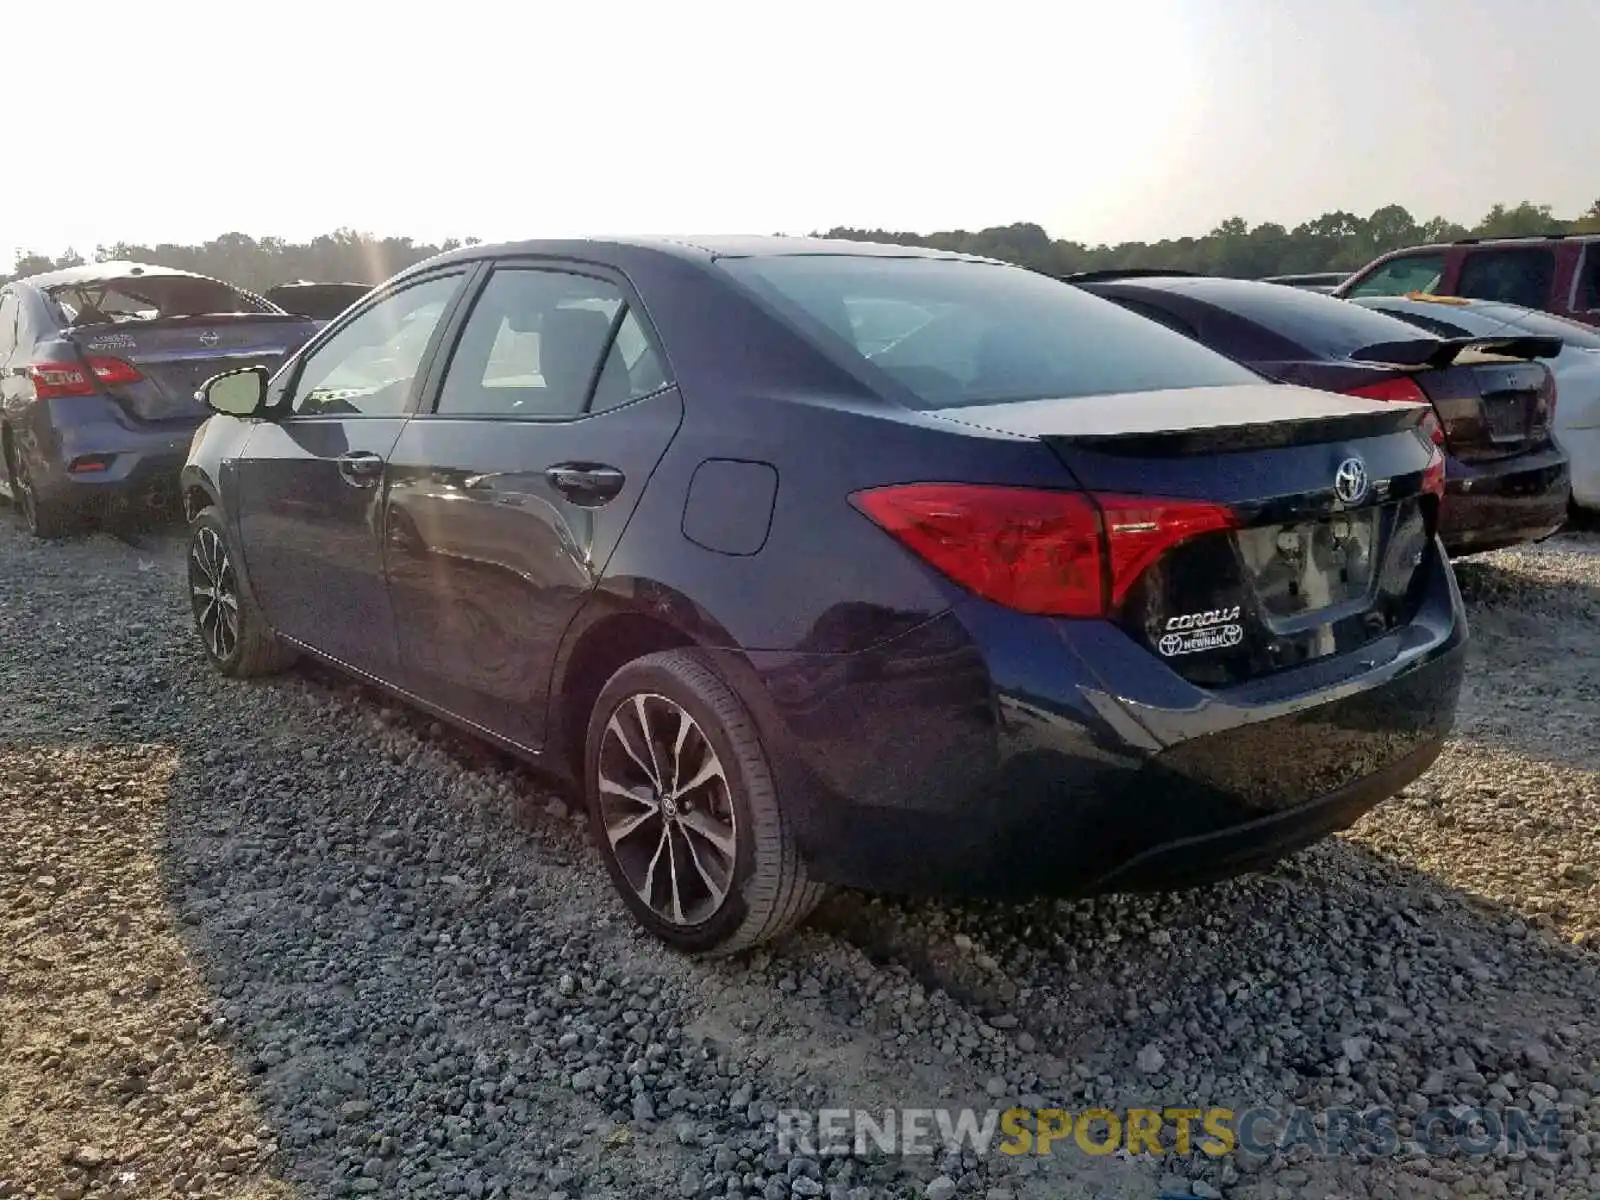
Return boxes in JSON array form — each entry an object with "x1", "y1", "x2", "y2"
[{"x1": 1351, "y1": 294, "x2": 1600, "y2": 513}]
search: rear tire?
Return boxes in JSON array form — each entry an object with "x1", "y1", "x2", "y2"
[
  {"x1": 187, "y1": 506, "x2": 296, "y2": 677},
  {"x1": 583, "y1": 649, "x2": 826, "y2": 955},
  {"x1": 7, "y1": 437, "x2": 82, "y2": 539}
]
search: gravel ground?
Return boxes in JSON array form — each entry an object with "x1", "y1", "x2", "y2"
[{"x1": 1, "y1": 515, "x2": 1597, "y2": 1200}]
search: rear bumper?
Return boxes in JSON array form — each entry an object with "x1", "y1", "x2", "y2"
[
  {"x1": 1440, "y1": 443, "x2": 1570, "y2": 554},
  {"x1": 27, "y1": 396, "x2": 197, "y2": 510},
  {"x1": 726, "y1": 541, "x2": 1468, "y2": 897}
]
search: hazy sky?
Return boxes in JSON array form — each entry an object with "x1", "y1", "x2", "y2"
[{"x1": 5, "y1": 0, "x2": 1597, "y2": 268}]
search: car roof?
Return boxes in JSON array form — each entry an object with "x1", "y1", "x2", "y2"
[
  {"x1": 422, "y1": 234, "x2": 1002, "y2": 270},
  {"x1": 13, "y1": 260, "x2": 224, "y2": 289}
]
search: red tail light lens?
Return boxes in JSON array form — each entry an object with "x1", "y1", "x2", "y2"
[
  {"x1": 1097, "y1": 495, "x2": 1239, "y2": 607},
  {"x1": 850, "y1": 484, "x2": 1236, "y2": 618},
  {"x1": 1344, "y1": 376, "x2": 1429, "y2": 404},
  {"x1": 29, "y1": 357, "x2": 143, "y2": 399},
  {"x1": 1344, "y1": 375, "x2": 1445, "y2": 446},
  {"x1": 87, "y1": 356, "x2": 143, "y2": 387}
]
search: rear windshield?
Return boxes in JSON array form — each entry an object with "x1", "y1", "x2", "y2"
[
  {"x1": 1174, "y1": 281, "x2": 1432, "y2": 359},
  {"x1": 717, "y1": 256, "x2": 1258, "y2": 409},
  {"x1": 45, "y1": 274, "x2": 276, "y2": 326}
]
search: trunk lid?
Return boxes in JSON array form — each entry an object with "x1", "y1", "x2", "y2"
[
  {"x1": 1338, "y1": 335, "x2": 1559, "y2": 461},
  {"x1": 937, "y1": 383, "x2": 1441, "y2": 687},
  {"x1": 1408, "y1": 351, "x2": 1557, "y2": 462},
  {"x1": 69, "y1": 315, "x2": 318, "y2": 422}
]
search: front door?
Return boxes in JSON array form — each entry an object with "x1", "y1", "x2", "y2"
[
  {"x1": 234, "y1": 270, "x2": 470, "y2": 677},
  {"x1": 384, "y1": 262, "x2": 683, "y2": 749}
]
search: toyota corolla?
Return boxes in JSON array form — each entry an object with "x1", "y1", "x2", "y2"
[{"x1": 181, "y1": 237, "x2": 1466, "y2": 955}]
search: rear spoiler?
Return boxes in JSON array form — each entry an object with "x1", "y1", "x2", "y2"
[{"x1": 1349, "y1": 335, "x2": 1563, "y2": 370}]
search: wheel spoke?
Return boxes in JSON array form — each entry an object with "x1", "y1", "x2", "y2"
[
  {"x1": 665, "y1": 827, "x2": 685, "y2": 924},
  {"x1": 605, "y1": 805, "x2": 658, "y2": 847},
  {"x1": 672, "y1": 747, "x2": 726, "y2": 800},
  {"x1": 640, "y1": 824, "x2": 669, "y2": 907},
  {"x1": 606, "y1": 714, "x2": 660, "y2": 789},
  {"x1": 679, "y1": 808, "x2": 736, "y2": 861},
  {"x1": 678, "y1": 823, "x2": 729, "y2": 909},
  {"x1": 632, "y1": 694, "x2": 666, "y2": 785},
  {"x1": 669, "y1": 706, "x2": 692, "y2": 795}
]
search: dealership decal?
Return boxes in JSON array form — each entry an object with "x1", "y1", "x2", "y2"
[
  {"x1": 1158, "y1": 607, "x2": 1243, "y2": 656},
  {"x1": 85, "y1": 332, "x2": 137, "y2": 352}
]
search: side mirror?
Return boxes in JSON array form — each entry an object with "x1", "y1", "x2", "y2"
[{"x1": 198, "y1": 366, "x2": 269, "y2": 417}]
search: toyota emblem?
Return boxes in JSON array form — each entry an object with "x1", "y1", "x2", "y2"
[
  {"x1": 1333, "y1": 456, "x2": 1369, "y2": 505},
  {"x1": 198, "y1": 329, "x2": 220, "y2": 348}
]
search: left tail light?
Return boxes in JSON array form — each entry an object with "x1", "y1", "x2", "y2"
[
  {"x1": 29, "y1": 357, "x2": 144, "y2": 399},
  {"x1": 849, "y1": 483, "x2": 1237, "y2": 618},
  {"x1": 1344, "y1": 374, "x2": 1446, "y2": 446}
]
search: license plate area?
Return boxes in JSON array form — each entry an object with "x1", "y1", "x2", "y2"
[
  {"x1": 1234, "y1": 508, "x2": 1382, "y2": 620},
  {"x1": 1482, "y1": 392, "x2": 1531, "y2": 442}
]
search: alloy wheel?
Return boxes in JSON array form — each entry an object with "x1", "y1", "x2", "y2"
[
  {"x1": 596, "y1": 692, "x2": 738, "y2": 926},
  {"x1": 189, "y1": 526, "x2": 240, "y2": 662}
]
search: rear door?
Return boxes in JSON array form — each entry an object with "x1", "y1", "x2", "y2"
[
  {"x1": 234, "y1": 269, "x2": 472, "y2": 677},
  {"x1": 384, "y1": 261, "x2": 683, "y2": 750}
]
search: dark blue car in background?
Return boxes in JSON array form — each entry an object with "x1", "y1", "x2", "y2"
[
  {"x1": 180, "y1": 237, "x2": 1466, "y2": 954},
  {"x1": 1074, "y1": 272, "x2": 1572, "y2": 555}
]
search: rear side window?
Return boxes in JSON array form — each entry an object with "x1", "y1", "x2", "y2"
[
  {"x1": 434, "y1": 268, "x2": 671, "y2": 419},
  {"x1": 718, "y1": 256, "x2": 1257, "y2": 409},
  {"x1": 1457, "y1": 248, "x2": 1556, "y2": 310},
  {"x1": 1344, "y1": 254, "x2": 1447, "y2": 298},
  {"x1": 1104, "y1": 295, "x2": 1198, "y2": 340}
]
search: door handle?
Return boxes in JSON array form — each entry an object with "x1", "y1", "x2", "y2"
[
  {"x1": 336, "y1": 450, "x2": 384, "y2": 488},
  {"x1": 545, "y1": 463, "x2": 625, "y2": 506}
]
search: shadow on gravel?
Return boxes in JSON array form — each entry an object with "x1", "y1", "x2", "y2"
[{"x1": 810, "y1": 837, "x2": 1599, "y2": 1051}]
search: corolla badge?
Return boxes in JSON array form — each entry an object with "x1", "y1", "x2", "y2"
[
  {"x1": 1158, "y1": 606, "x2": 1244, "y2": 657},
  {"x1": 1333, "y1": 456, "x2": 1369, "y2": 505},
  {"x1": 198, "y1": 329, "x2": 220, "y2": 348}
]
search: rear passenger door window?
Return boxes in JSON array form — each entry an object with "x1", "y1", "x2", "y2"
[
  {"x1": 1345, "y1": 254, "x2": 1447, "y2": 298},
  {"x1": 434, "y1": 268, "x2": 671, "y2": 418},
  {"x1": 1456, "y1": 248, "x2": 1556, "y2": 310}
]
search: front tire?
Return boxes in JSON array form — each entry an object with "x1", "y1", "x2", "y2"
[
  {"x1": 187, "y1": 506, "x2": 296, "y2": 677},
  {"x1": 583, "y1": 649, "x2": 826, "y2": 955}
]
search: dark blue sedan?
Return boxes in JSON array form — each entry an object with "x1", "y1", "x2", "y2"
[{"x1": 181, "y1": 237, "x2": 1466, "y2": 954}]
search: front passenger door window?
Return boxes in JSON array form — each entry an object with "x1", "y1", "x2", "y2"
[{"x1": 289, "y1": 274, "x2": 464, "y2": 417}]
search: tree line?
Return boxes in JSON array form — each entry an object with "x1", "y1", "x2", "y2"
[{"x1": 7, "y1": 198, "x2": 1600, "y2": 291}]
